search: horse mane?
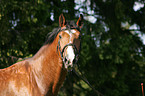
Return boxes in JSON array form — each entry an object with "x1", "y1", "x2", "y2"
[
  {"x1": 44, "y1": 28, "x2": 60, "y2": 45},
  {"x1": 44, "y1": 20, "x2": 78, "y2": 45}
]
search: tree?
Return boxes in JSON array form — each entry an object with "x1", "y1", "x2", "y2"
[{"x1": 1, "y1": 0, "x2": 145, "y2": 96}]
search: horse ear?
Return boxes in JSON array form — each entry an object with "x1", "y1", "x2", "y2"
[
  {"x1": 59, "y1": 14, "x2": 66, "y2": 27},
  {"x1": 76, "y1": 14, "x2": 83, "y2": 28}
]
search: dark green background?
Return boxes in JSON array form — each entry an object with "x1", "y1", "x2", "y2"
[{"x1": 0, "y1": 0, "x2": 145, "y2": 96}]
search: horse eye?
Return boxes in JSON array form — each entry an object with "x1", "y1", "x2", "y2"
[{"x1": 59, "y1": 35, "x2": 62, "y2": 39}]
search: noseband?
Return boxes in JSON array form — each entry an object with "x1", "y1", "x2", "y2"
[{"x1": 56, "y1": 28, "x2": 80, "y2": 70}]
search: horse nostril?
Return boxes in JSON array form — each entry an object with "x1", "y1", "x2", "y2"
[{"x1": 64, "y1": 57, "x2": 67, "y2": 63}]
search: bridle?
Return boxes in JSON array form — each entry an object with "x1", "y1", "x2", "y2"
[
  {"x1": 56, "y1": 27, "x2": 81, "y2": 70},
  {"x1": 56, "y1": 27, "x2": 104, "y2": 96}
]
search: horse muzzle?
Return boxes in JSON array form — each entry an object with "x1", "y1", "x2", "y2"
[{"x1": 61, "y1": 43, "x2": 79, "y2": 71}]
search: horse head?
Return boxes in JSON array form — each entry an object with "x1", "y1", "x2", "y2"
[{"x1": 57, "y1": 14, "x2": 83, "y2": 70}]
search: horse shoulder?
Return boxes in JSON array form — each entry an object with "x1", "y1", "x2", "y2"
[{"x1": 0, "y1": 60, "x2": 36, "y2": 96}]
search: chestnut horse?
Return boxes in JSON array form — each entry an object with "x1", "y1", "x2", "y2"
[{"x1": 0, "y1": 14, "x2": 83, "y2": 96}]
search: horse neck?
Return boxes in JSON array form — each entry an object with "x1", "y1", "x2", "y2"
[
  {"x1": 28, "y1": 37, "x2": 67, "y2": 94},
  {"x1": 31, "y1": 37, "x2": 61, "y2": 71}
]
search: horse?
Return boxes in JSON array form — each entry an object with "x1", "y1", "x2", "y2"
[{"x1": 0, "y1": 14, "x2": 83, "y2": 96}]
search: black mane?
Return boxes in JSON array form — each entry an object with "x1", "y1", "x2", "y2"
[
  {"x1": 44, "y1": 20, "x2": 78, "y2": 45},
  {"x1": 44, "y1": 28, "x2": 60, "y2": 45}
]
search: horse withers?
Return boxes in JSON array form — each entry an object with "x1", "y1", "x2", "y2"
[{"x1": 0, "y1": 14, "x2": 83, "y2": 96}]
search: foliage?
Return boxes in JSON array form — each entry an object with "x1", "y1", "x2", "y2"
[{"x1": 1, "y1": 0, "x2": 145, "y2": 96}]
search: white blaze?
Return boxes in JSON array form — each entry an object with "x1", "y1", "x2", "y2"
[
  {"x1": 66, "y1": 46, "x2": 75, "y2": 65},
  {"x1": 64, "y1": 29, "x2": 76, "y2": 67},
  {"x1": 64, "y1": 29, "x2": 76, "y2": 35}
]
